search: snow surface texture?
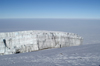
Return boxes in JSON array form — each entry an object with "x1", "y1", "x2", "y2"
[
  {"x1": 0, "y1": 30, "x2": 82, "y2": 55},
  {"x1": 0, "y1": 43, "x2": 100, "y2": 66}
]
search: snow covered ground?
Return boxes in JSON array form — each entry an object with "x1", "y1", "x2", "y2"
[{"x1": 0, "y1": 43, "x2": 100, "y2": 66}]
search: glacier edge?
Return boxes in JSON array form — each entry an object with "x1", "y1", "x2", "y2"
[{"x1": 0, "y1": 30, "x2": 83, "y2": 55}]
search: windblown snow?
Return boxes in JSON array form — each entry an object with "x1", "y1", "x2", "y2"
[{"x1": 0, "y1": 43, "x2": 100, "y2": 66}]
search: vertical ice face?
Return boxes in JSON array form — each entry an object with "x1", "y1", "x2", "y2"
[{"x1": 0, "y1": 30, "x2": 83, "y2": 55}]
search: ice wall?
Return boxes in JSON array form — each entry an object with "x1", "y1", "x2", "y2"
[{"x1": 0, "y1": 30, "x2": 83, "y2": 55}]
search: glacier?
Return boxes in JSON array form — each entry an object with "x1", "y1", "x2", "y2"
[{"x1": 0, "y1": 30, "x2": 83, "y2": 55}]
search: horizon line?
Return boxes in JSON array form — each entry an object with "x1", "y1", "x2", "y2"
[{"x1": 0, "y1": 17, "x2": 100, "y2": 20}]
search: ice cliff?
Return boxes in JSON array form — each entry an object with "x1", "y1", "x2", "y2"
[{"x1": 0, "y1": 30, "x2": 83, "y2": 55}]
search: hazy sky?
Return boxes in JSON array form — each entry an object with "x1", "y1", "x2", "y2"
[
  {"x1": 0, "y1": 0, "x2": 100, "y2": 19},
  {"x1": 0, "y1": 19, "x2": 100, "y2": 44}
]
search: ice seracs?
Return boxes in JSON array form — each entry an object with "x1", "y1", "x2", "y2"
[{"x1": 0, "y1": 30, "x2": 83, "y2": 55}]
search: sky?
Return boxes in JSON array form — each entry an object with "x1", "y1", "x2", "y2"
[
  {"x1": 0, "y1": 0, "x2": 100, "y2": 44},
  {"x1": 0, "y1": 0, "x2": 100, "y2": 19}
]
